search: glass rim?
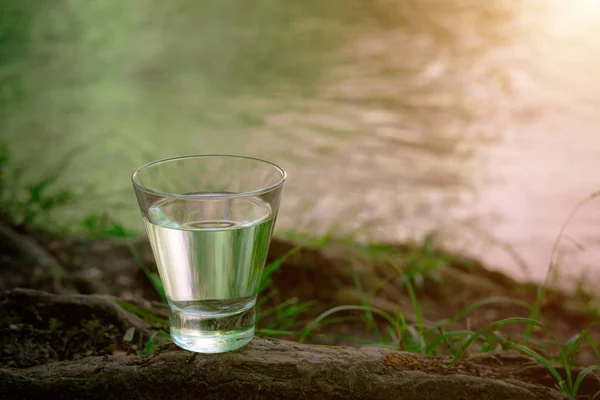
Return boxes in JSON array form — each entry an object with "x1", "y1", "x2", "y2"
[{"x1": 132, "y1": 154, "x2": 287, "y2": 199}]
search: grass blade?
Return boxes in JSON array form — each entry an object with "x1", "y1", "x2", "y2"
[
  {"x1": 448, "y1": 297, "x2": 532, "y2": 327},
  {"x1": 425, "y1": 330, "x2": 475, "y2": 355},
  {"x1": 573, "y1": 365, "x2": 600, "y2": 396},
  {"x1": 448, "y1": 317, "x2": 562, "y2": 368},
  {"x1": 352, "y1": 265, "x2": 381, "y2": 338},
  {"x1": 259, "y1": 244, "x2": 305, "y2": 293},
  {"x1": 564, "y1": 324, "x2": 597, "y2": 361},
  {"x1": 587, "y1": 335, "x2": 600, "y2": 361},
  {"x1": 126, "y1": 240, "x2": 167, "y2": 302},
  {"x1": 299, "y1": 305, "x2": 401, "y2": 344},
  {"x1": 513, "y1": 344, "x2": 564, "y2": 389},
  {"x1": 527, "y1": 190, "x2": 600, "y2": 342},
  {"x1": 145, "y1": 332, "x2": 171, "y2": 355},
  {"x1": 388, "y1": 257, "x2": 424, "y2": 350}
]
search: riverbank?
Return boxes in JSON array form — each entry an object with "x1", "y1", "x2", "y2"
[{"x1": 2, "y1": 222, "x2": 599, "y2": 397}]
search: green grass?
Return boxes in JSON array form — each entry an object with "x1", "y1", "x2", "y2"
[
  {"x1": 116, "y1": 301, "x2": 168, "y2": 328},
  {"x1": 526, "y1": 190, "x2": 600, "y2": 343},
  {"x1": 0, "y1": 140, "x2": 77, "y2": 228},
  {"x1": 448, "y1": 317, "x2": 600, "y2": 398},
  {"x1": 143, "y1": 332, "x2": 171, "y2": 356},
  {"x1": 290, "y1": 296, "x2": 597, "y2": 398}
]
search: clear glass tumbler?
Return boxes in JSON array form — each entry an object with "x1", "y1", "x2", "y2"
[{"x1": 132, "y1": 155, "x2": 286, "y2": 353}]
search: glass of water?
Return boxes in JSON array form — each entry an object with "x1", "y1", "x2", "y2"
[{"x1": 132, "y1": 155, "x2": 286, "y2": 353}]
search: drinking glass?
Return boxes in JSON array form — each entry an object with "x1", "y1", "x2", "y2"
[{"x1": 132, "y1": 155, "x2": 286, "y2": 353}]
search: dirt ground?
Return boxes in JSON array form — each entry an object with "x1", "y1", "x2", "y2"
[{"x1": 2, "y1": 223, "x2": 599, "y2": 364}]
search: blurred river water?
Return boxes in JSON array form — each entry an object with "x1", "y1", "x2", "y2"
[{"x1": 3, "y1": 0, "x2": 600, "y2": 286}]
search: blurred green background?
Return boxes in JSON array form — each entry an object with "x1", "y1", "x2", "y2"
[{"x1": 2, "y1": 0, "x2": 600, "y2": 281}]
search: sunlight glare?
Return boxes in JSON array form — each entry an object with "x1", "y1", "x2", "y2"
[
  {"x1": 541, "y1": 0, "x2": 600, "y2": 36},
  {"x1": 551, "y1": 0, "x2": 600, "y2": 19}
]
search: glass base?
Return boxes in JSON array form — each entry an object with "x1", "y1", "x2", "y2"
[
  {"x1": 171, "y1": 326, "x2": 254, "y2": 353},
  {"x1": 168, "y1": 300, "x2": 256, "y2": 353}
]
